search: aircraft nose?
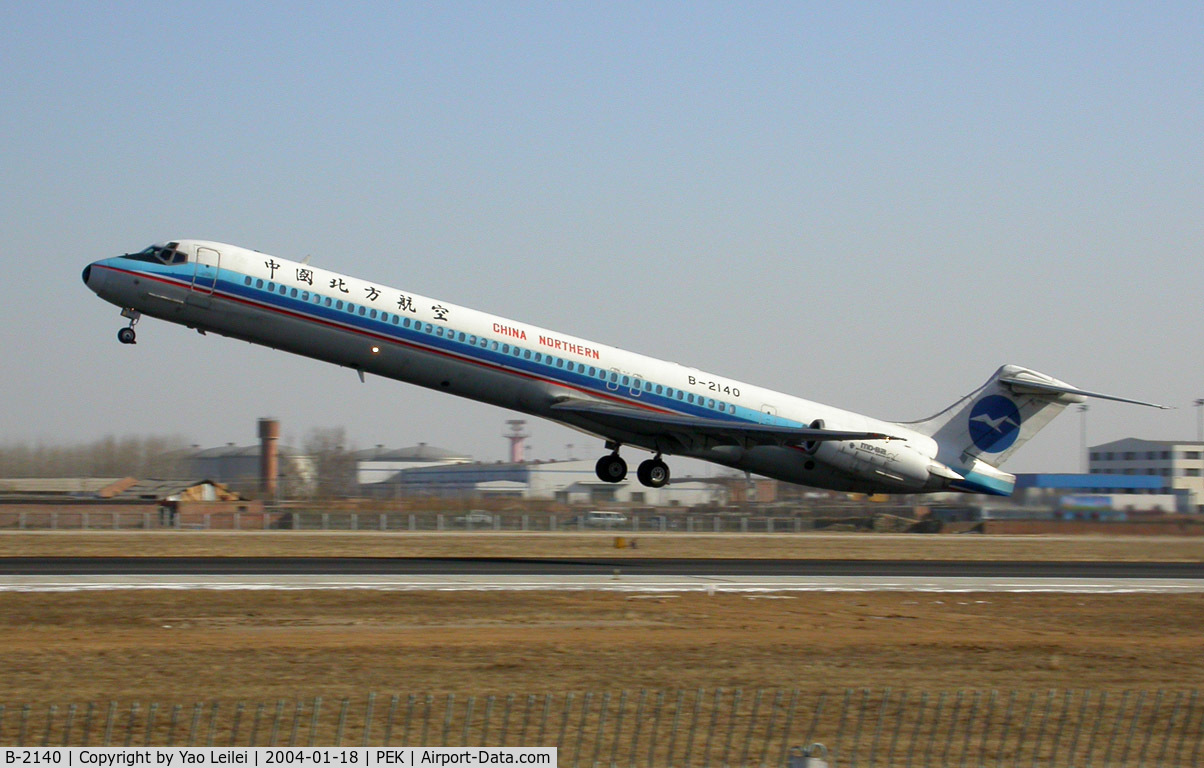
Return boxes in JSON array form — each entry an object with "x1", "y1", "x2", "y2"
[{"x1": 82, "y1": 262, "x2": 107, "y2": 292}]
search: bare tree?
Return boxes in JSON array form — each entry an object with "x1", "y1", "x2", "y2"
[
  {"x1": 0, "y1": 435, "x2": 192, "y2": 478},
  {"x1": 303, "y1": 427, "x2": 358, "y2": 498}
]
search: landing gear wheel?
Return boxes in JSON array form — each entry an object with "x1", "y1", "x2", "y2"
[
  {"x1": 595, "y1": 453, "x2": 628, "y2": 483},
  {"x1": 637, "y1": 458, "x2": 670, "y2": 488},
  {"x1": 117, "y1": 327, "x2": 137, "y2": 345}
]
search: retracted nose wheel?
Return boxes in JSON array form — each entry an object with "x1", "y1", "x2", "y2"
[{"x1": 117, "y1": 327, "x2": 137, "y2": 345}]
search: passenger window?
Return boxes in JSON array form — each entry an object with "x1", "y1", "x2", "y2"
[
  {"x1": 358, "y1": 306, "x2": 366, "y2": 316},
  {"x1": 290, "y1": 288, "x2": 298, "y2": 298},
  {"x1": 609, "y1": 372, "x2": 618, "y2": 382},
  {"x1": 655, "y1": 385, "x2": 663, "y2": 395},
  {"x1": 324, "y1": 297, "x2": 332, "y2": 307},
  {"x1": 524, "y1": 350, "x2": 531, "y2": 359},
  {"x1": 279, "y1": 285, "x2": 287, "y2": 294},
  {"x1": 436, "y1": 327, "x2": 444, "y2": 337},
  {"x1": 348, "y1": 303, "x2": 356, "y2": 313},
  {"x1": 492, "y1": 342, "x2": 500, "y2": 351},
  {"x1": 677, "y1": 391, "x2": 684, "y2": 400},
  {"x1": 556, "y1": 358, "x2": 563, "y2": 368},
  {"x1": 256, "y1": 279, "x2": 264, "y2": 289},
  {"x1": 621, "y1": 376, "x2": 629, "y2": 386},
  {"x1": 729, "y1": 404, "x2": 736, "y2": 414},
  {"x1": 336, "y1": 300, "x2": 344, "y2": 310},
  {"x1": 403, "y1": 318, "x2": 411, "y2": 327},
  {"x1": 302, "y1": 291, "x2": 309, "y2": 301},
  {"x1": 688, "y1": 394, "x2": 695, "y2": 404},
  {"x1": 244, "y1": 277, "x2": 252, "y2": 286},
  {"x1": 588, "y1": 367, "x2": 596, "y2": 377},
  {"x1": 392, "y1": 316, "x2": 399, "y2": 325},
  {"x1": 268, "y1": 282, "x2": 275, "y2": 291},
  {"x1": 708, "y1": 399, "x2": 715, "y2": 408},
  {"x1": 469, "y1": 335, "x2": 477, "y2": 345},
  {"x1": 534, "y1": 353, "x2": 543, "y2": 363},
  {"x1": 458, "y1": 332, "x2": 466, "y2": 342}
]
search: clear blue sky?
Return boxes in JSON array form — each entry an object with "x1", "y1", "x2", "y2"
[{"x1": 2, "y1": 2, "x2": 1200, "y2": 473}]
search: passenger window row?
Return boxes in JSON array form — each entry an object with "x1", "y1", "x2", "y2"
[{"x1": 241, "y1": 274, "x2": 737, "y2": 415}]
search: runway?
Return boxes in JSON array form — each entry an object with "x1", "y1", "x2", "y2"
[{"x1": 0, "y1": 556, "x2": 1200, "y2": 593}]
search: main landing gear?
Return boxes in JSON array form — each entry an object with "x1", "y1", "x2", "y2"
[
  {"x1": 594, "y1": 448, "x2": 671, "y2": 488},
  {"x1": 117, "y1": 309, "x2": 141, "y2": 345}
]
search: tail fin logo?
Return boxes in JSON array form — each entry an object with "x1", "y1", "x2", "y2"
[{"x1": 968, "y1": 395, "x2": 1022, "y2": 453}]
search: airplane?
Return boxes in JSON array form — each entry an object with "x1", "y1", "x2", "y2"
[{"x1": 82, "y1": 240, "x2": 1168, "y2": 496}]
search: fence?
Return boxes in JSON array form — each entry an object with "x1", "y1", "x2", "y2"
[
  {"x1": 0, "y1": 509, "x2": 903, "y2": 533},
  {"x1": 2, "y1": 688, "x2": 1200, "y2": 766}
]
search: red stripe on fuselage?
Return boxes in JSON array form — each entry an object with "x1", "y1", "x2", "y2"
[{"x1": 97, "y1": 264, "x2": 680, "y2": 417}]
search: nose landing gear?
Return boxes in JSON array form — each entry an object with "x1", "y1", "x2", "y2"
[{"x1": 117, "y1": 308, "x2": 141, "y2": 345}]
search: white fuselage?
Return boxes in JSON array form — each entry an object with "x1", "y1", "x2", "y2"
[{"x1": 84, "y1": 240, "x2": 950, "y2": 494}]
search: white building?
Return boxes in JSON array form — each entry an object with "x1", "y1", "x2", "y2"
[
  {"x1": 354, "y1": 443, "x2": 472, "y2": 486},
  {"x1": 369, "y1": 458, "x2": 727, "y2": 507},
  {"x1": 1088, "y1": 438, "x2": 1204, "y2": 512}
]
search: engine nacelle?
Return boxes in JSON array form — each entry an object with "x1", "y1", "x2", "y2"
[{"x1": 813, "y1": 439, "x2": 938, "y2": 491}]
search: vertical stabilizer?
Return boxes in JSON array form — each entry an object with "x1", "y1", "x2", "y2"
[{"x1": 902, "y1": 365, "x2": 1086, "y2": 472}]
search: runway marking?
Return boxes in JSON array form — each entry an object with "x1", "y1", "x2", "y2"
[{"x1": 1, "y1": 575, "x2": 1202, "y2": 593}]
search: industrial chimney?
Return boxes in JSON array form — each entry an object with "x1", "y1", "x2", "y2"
[{"x1": 258, "y1": 417, "x2": 280, "y2": 500}]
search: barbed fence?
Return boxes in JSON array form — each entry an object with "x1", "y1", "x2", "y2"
[{"x1": 2, "y1": 688, "x2": 1200, "y2": 766}]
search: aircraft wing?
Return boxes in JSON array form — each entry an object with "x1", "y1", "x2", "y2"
[{"x1": 550, "y1": 398, "x2": 900, "y2": 448}]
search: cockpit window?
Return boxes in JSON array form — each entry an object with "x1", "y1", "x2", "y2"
[{"x1": 127, "y1": 244, "x2": 187, "y2": 265}]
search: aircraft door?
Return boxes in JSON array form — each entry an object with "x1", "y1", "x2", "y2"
[
  {"x1": 629, "y1": 374, "x2": 645, "y2": 398},
  {"x1": 606, "y1": 368, "x2": 621, "y2": 392},
  {"x1": 191, "y1": 247, "x2": 221, "y2": 295}
]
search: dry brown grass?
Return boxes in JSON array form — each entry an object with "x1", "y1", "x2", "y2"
[
  {"x1": 0, "y1": 531, "x2": 1201, "y2": 709},
  {"x1": 1, "y1": 585, "x2": 1203, "y2": 704},
  {"x1": 0, "y1": 529, "x2": 1201, "y2": 561}
]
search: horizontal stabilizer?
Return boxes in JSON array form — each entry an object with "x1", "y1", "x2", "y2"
[{"x1": 999, "y1": 373, "x2": 1171, "y2": 409}]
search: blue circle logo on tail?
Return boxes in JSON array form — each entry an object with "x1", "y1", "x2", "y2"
[{"x1": 968, "y1": 395, "x2": 1022, "y2": 453}]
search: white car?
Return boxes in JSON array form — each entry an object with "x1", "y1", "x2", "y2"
[{"x1": 567, "y1": 511, "x2": 629, "y2": 527}]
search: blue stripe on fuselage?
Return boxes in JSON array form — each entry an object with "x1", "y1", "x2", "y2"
[{"x1": 105, "y1": 258, "x2": 774, "y2": 430}]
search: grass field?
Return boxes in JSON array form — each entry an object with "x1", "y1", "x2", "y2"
[
  {"x1": 1, "y1": 529, "x2": 1201, "y2": 561},
  {"x1": 0, "y1": 531, "x2": 1201, "y2": 706}
]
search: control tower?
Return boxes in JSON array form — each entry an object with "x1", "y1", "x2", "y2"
[{"x1": 504, "y1": 420, "x2": 529, "y2": 463}]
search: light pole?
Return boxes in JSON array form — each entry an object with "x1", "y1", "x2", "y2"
[
  {"x1": 1079, "y1": 404, "x2": 1089, "y2": 473},
  {"x1": 1195, "y1": 399, "x2": 1204, "y2": 442}
]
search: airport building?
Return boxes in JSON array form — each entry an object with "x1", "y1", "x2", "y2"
[
  {"x1": 364, "y1": 458, "x2": 727, "y2": 507},
  {"x1": 1088, "y1": 439, "x2": 1204, "y2": 512},
  {"x1": 354, "y1": 443, "x2": 472, "y2": 486},
  {"x1": 184, "y1": 442, "x2": 315, "y2": 497}
]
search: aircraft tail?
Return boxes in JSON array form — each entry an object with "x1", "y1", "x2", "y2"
[
  {"x1": 902, "y1": 365, "x2": 1166, "y2": 494},
  {"x1": 905, "y1": 365, "x2": 1087, "y2": 471}
]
